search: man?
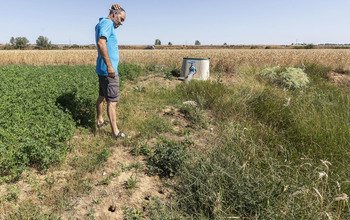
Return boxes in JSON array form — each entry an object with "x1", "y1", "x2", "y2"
[{"x1": 95, "y1": 4, "x2": 126, "y2": 139}]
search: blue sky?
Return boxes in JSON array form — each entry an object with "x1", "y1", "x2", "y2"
[{"x1": 1, "y1": 0, "x2": 349, "y2": 45}]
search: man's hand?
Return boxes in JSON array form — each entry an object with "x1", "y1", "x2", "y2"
[
  {"x1": 110, "y1": 4, "x2": 122, "y2": 10},
  {"x1": 107, "y1": 66, "x2": 116, "y2": 78}
]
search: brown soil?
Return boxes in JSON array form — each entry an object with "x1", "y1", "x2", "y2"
[{"x1": 61, "y1": 145, "x2": 168, "y2": 219}]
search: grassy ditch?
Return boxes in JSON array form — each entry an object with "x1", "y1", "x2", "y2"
[{"x1": 172, "y1": 64, "x2": 350, "y2": 219}]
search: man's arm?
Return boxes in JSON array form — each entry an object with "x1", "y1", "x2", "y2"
[{"x1": 97, "y1": 37, "x2": 115, "y2": 78}]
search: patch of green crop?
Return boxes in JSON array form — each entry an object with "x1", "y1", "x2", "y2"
[
  {"x1": 0, "y1": 63, "x2": 143, "y2": 181},
  {"x1": 0, "y1": 65, "x2": 95, "y2": 180}
]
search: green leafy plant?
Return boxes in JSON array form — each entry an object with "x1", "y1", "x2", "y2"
[
  {"x1": 4, "y1": 186, "x2": 19, "y2": 202},
  {"x1": 112, "y1": 171, "x2": 120, "y2": 177},
  {"x1": 123, "y1": 206, "x2": 144, "y2": 220},
  {"x1": 147, "y1": 139, "x2": 188, "y2": 177},
  {"x1": 97, "y1": 148, "x2": 111, "y2": 163},
  {"x1": 125, "y1": 176, "x2": 140, "y2": 190},
  {"x1": 118, "y1": 62, "x2": 143, "y2": 84},
  {"x1": 131, "y1": 142, "x2": 152, "y2": 157},
  {"x1": 102, "y1": 176, "x2": 111, "y2": 185}
]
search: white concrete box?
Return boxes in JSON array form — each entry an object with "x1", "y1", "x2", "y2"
[{"x1": 181, "y1": 57, "x2": 210, "y2": 81}]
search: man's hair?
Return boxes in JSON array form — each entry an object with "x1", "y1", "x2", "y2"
[{"x1": 109, "y1": 7, "x2": 125, "y2": 15}]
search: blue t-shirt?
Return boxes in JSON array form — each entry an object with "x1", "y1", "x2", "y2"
[{"x1": 95, "y1": 17, "x2": 119, "y2": 76}]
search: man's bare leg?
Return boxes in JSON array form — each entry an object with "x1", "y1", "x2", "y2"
[
  {"x1": 96, "y1": 95, "x2": 105, "y2": 125},
  {"x1": 107, "y1": 101, "x2": 119, "y2": 136}
]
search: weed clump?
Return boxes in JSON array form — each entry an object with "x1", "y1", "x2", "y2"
[
  {"x1": 125, "y1": 176, "x2": 140, "y2": 190},
  {"x1": 177, "y1": 80, "x2": 226, "y2": 110},
  {"x1": 260, "y1": 66, "x2": 310, "y2": 89},
  {"x1": 303, "y1": 62, "x2": 332, "y2": 79},
  {"x1": 180, "y1": 103, "x2": 207, "y2": 128},
  {"x1": 131, "y1": 142, "x2": 152, "y2": 157},
  {"x1": 123, "y1": 206, "x2": 144, "y2": 220},
  {"x1": 148, "y1": 139, "x2": 189, "y2": 177},
  {"x1": 118, "y1": 62, "x2": 143, "y2": 82}
]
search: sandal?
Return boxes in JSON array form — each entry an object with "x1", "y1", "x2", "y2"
[
  {"x1": 97, "y1": 120, "x2": 109, "y2": 128},
  {"x1": 113, "y1": 131, "x2": 128, "y2": 139}
]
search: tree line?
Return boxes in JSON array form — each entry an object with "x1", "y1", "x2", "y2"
[
  {"x1": 154, "y1": 40, "x2": 230, "y2": 46},
  {"x1": 155, "y1": 39, "x2": 202, "y2": 46},
  {"x1": 5, "y1": 36, "x2": 58, "y2": 50},
  {"x1": 5, "y1": 36, "x2": 226, "y2": 50}
]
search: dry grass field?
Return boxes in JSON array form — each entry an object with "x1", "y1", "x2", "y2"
[{"x1": 1, "y1": 49, "x2": 350, "y2": 72}]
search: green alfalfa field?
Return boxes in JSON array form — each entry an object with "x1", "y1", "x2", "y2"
[{"x1": 0, "y1": 60, "x2": 350, "y2": 219}]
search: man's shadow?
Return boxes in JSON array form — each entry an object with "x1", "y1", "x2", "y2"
[{"x1": 56, "y1": 89, "x2": 96, "y2": 130}]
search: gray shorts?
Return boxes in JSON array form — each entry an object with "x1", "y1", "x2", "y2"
[{"x1": 98, "y1": 75, "x2": 120, "y2": 102}]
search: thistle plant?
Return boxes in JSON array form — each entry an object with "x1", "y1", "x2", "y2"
[{"x1": 260, "y1": 66, "x2": 310, "y2": 89}]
